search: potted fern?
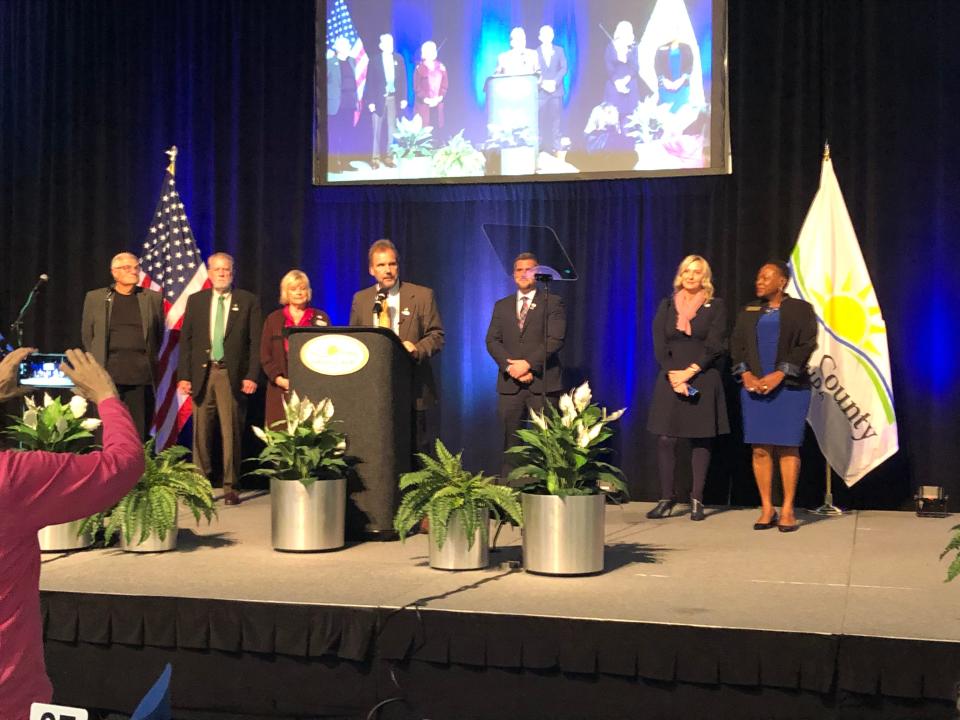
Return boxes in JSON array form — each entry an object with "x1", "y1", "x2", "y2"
[
  {"x1": 394, "y1": 439, "x2": 522, "y2": 570},
  {"x1": 79, "y1": 439, "x2": 217, "y2": 552},
  {"x1": 5, "y1": 393, "x2": 101, "y2": 551},
  {"x1": 250, "y1": 392, "x2": 350, "y2": 552},
  {"x1": 507, "y1": 382, "x2": 627, "y2": 575}
]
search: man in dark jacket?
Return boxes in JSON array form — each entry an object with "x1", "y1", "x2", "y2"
[{"x1": 365, "y1": 33, "x2": 408, "y2": 169}]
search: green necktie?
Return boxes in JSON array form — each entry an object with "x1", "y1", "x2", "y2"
[{"x1": 211, "y1": 295, "x2": 226, "y2": 361}]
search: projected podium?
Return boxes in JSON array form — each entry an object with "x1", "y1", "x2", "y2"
[
  {"x1": 485, "y1": 73, "x2": 539, "y2": 175},
  {"x1": 287, "y1": 327, "x2": 413, "y2": 539}
]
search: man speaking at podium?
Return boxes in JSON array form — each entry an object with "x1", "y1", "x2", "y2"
[{"x1": 349, "y1": 239, "x2": 444, "y2": 452}]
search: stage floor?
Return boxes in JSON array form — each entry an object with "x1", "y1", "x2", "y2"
[{"x1": 39, "y1": 496, "x2": 960, "y2": 644}]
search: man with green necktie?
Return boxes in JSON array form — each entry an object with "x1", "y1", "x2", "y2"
[{"x1": 178, "y1": 252, "x2": 262, "y2": 505}]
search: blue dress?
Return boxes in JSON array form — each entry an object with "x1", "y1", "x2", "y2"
[{"x1": 741, "y1": 309, "x2": 810, "y2": 446}]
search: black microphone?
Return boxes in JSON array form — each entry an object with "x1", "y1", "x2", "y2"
[{"x1": 373, "y1": 290, "x2": 387, "y2": 315}]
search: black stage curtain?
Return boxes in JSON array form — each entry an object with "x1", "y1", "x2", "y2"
[
  {"x1": 42, "y1": 592, "x2": 960, "y2": 718},
  {"x1": 2, "y1": 1, "x2": 959, "y2": 508}
]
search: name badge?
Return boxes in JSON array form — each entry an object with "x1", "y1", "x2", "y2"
[{"x1": 30, "y1": 703, "x2": 89, "y2": 720}]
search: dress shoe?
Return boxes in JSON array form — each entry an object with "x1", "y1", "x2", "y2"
[
  {"x1": 690, "y1": 499, "x2": 705, "y2": 521},
  {"x1": 753, "y1": 511, "x2": 778, "y2": 530},
  {"x1": 646, "y1": 499, "x2": 676, "y2": 519},
  {"x1": 382, "y1": 157, "x2": 396, "y2": 168},
  {"x1": 223, "y1": 490, "x2": 241, "y2": 506},
  {"x1": 370, "y1": 158, "x2": 381, "y2": 169}
]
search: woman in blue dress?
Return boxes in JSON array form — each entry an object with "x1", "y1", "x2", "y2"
[{"x1": 731, "y1": 262, "x2": 817, "y2": 532}]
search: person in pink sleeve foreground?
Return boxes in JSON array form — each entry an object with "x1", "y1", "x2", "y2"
[{"x1": 0, "y1": 347, "x2": 145, "y2": 719}]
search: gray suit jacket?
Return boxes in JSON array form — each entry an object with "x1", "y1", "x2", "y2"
[
  {"x1": 349, "y1": 281, "x2": 444, "y2": 408},
  {"x1": 81, "y1": 285, "x2": 165, "y2": 384}
]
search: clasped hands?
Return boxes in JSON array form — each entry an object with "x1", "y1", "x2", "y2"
[
  {"x1": 742, "y1": 370, "x2": 785, "y2": 396},
  {"x1": 507, "y1": 358, "x2": 533, "y2": 385},
  {"x1": 667, "y1": 364, "x2": 699, "y2": 397}
]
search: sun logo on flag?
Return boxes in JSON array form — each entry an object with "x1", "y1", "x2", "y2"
[{"x1": 808, "y1": 272, "x2": 887, "y2": 356}]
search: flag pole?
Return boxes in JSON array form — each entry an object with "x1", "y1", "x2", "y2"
[{"x1": 810, "y1": 140, "x2": 844, "y2": 516}]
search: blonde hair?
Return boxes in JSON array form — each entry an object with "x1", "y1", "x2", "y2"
[
  {"x1": 279, "y1": 269, "x2": 312, "y2": 305},
  {"x1": 672, "y1": 254, "x2": 714, "y2": 300}
]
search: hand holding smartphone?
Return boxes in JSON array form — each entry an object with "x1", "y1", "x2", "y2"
[{"x1": 17, "y1": 352, "x2": 75, "y2": 388}]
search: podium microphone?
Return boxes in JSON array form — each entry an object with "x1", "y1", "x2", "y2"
[{"x1": 373, "y1": 290, "x2": 387, "y2": 315}]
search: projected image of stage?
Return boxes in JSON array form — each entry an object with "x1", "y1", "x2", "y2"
[{"x1": 315, "y1": 0, "x2": 726, "y2": 184}]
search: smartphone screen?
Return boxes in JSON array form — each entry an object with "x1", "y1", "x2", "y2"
[{"x1": 18, "y1": 353, "x2": 74, "y2": 388}]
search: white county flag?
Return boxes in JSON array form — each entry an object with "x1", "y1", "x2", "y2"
[{"x1": 786, "y1": 153, "x2": 898, "y2": 485}]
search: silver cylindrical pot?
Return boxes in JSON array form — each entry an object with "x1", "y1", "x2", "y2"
[
  {"x1": 38, "y1": 521, "x2": 94, "y2": 552},
  {"x1": 271, "y1": 477, "x2": 346, "y2": 552},
  {"x1": 522, "y1": 493, "x2": 605, "y2": 575},
  {"x1": 429, "y1": 512, "x2": 489, "y2": 570},
  {"x1": 120, "y1": 519, "x2": 179, "y2": 553}
]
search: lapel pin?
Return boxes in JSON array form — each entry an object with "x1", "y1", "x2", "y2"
[{"x1": 402, "y1": 308, "x2": 411, "y2": 316}]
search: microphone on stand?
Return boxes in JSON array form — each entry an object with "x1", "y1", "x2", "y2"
[
  {"x1": 9, "y1": 274, "x2": 50, "y2": 347},
  {"x1": 32, "y1": 274, "x2": 49, "y2": 293},
  {"x1": 372, "y1": 290, "x2": 387, "y2": 316}
]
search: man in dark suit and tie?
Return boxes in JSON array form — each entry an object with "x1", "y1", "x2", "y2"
[
  {"x1": 349, "y1": 239, "x2": 444, "y2": 452},
  {"x1": 366, "y1": 33, "x2": 408, "y2": 169},
  {"x1": 537, "y1": 25, "x2": 568, "y2": 155},
  {"x1": 81, "y1": 252, "x2": 165, "y2": 439},
  {"x1": 486, "y1": 252, "x2": 567, "y2": 477},
  {"x1": 177, "y1": 252, "x2": 261, "y2": 505}
]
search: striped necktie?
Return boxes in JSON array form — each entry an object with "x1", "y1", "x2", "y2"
[{"x1": 518, "y1": 296, "x2": 530, "y2": 331}]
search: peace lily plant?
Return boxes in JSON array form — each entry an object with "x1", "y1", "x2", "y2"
[
  {"x1": 250, "y1": 392, "x2": 349, "y2": 489},
  {"x1": 4, "y1": 393, "x2": 101, "y2": 452},
  {"x1": 506, "y1": 381, "x2": 628, "y2": 497}
]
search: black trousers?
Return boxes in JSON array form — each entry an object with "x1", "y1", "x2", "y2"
[
  {"x1": 498, "y1": 387, "x2": 559, "y2": 481},
  {"x1": 116, "y1": 384, "x2": 155, "y2": 442}
]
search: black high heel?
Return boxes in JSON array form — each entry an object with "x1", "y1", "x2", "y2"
[
  {"x1": 690, "y1": 499, "x2": 705, "y2": 521},
  {"x1": 753, "y1": 511, "x2": 778, "y2": 530},
  {"x1": 646, "y1": 499, "x2": 676, "y2": 519}
]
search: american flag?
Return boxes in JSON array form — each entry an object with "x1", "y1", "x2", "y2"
[
  {"x1": 326, "y1": 0, "x2": 368, "y2": 125},
  {"x1": 139, "y1": 150, "x2": 209, "y2": 450}
]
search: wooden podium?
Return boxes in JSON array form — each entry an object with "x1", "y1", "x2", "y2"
[{"x1": 286, "y1": 327, "x2": 413, "y2": 539}]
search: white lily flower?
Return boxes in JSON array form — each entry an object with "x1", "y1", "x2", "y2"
[
  {"x1": 251, "y1": 425, "x2": 268, "y2": 443},
  {"x1": 312, "y1": 414, "x2": 326, "y2": 433},
  {"x1": 576, "y1": 424, "x2": 591, "y2": 448},
  {"x1": 321, "y1": 398, "x2": 335, "y2": 421},
  {"x1": 299, "y1": 398, "x2": 314, "y2": 423},
  {"x1": 604, "y1": 408, "x2": 626, "y2": 423},
  {"x1": 528, "y1": 407, "x2": 548, "y2": 431},
  {"x1": 23, "y1": 409, "x2": 38, "y2": 430},
  {"x1": 80, "y1": 418, "x2": 102, "y2": 431},
  {"x1": 586, "y1": 422, "x2": 604, "y2": 443},
  {"x1": 335, "y1": 438, "x2": 347, "y2": 454},
  {"x1": 24, "y1": 396, "x2": 36, "y2": 411},
  {"x1": 572, "y1": 382, "x2": 592, "y2": 412},
  {"x1": 69, "y1": 395, "x2": 88, "y2": 418},
  {"x1": 55, "y1": 417, "x2": 69, "y2": 434},
  {"x1": 43, "y1": 392, "x2": 54, "y2": 407},
  {"x1": 558, "y1": 394, "x2": 576, "y2": 427}
]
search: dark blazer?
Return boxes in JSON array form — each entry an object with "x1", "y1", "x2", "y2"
[
  {"x1": 81, "y1": 285, "x2": 164, "y2": 383},
  {"x1": 177, "y1": 288, "x2": 262, "y2": 400},
  {"x1": 260, "y1": 307, "x2": 330, "y2": 428},
  {"x1": 365, "y1": 52, "x2": 408, "y2": 114},
  {"x1": 537, "y1": 45, "x2": 568, "y2": 98},
  {"x1": 485, "y1": 290, "x2": 566, "y2": 395},
  {"x1": 327, "y1": 55, "x2": 357, "y2": 116},
  {"x1": 349, "y1": 281, "x2": 444, "y2": 407},
  {"x1": 652, "y1": 296, "x2": 726, "y2": 375},
  {"x1": 731, "y1": 296, "x2": 818, "y2": 387}
]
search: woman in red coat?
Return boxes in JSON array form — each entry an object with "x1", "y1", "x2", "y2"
[
  {"x1": 260, "y1": 270, "x2": 330, "y2": 428},
  {"x1": 413, "y1": 40, "x2": 448, "y2": 137}
]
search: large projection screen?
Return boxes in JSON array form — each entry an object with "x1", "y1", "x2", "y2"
[{"x1": 313, "y1": 0, "x2": 729, "y2": 185}]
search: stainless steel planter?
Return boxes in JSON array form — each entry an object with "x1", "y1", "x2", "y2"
[
  {"x1": 37, "y1": 520, "x2": 93, "y2": 552},
  {"x1": 522, "y1": 493, "x2": 605, "y2": 575},
  {"x1": 271, "y1": 477, "x2": 346, "y2": 551},
  {"x1": 428, "y1": 512, "x2": 489, "y2": 570},
  {"x1": 120, "y1": 519, "x2": 178, "y2": 552}
]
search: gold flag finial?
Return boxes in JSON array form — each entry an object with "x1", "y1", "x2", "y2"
[
  {"x1": 823, "y1": 142, "x2": 831, "y2": 161},
  {"x1": 165, "y1": 146, "x2": 178, "y2": 175}
]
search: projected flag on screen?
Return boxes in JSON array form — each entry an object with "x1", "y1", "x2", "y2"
[
  {"x1": 138, "y1": 147, "x2": 210, "y2": 450},
  {"x1": 326, "y1": 0, "x2": 367, "y2": 124},
  {"x1": 787, "y1": 148, "x2": 898, "y2": 485}
]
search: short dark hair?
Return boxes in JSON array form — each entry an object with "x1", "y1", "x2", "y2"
[
  {"x1": 368, "y1": 239, "x2": 398, "y2": 265},
  {"x1": 513, "y1": 252, "x2": 538, "y2": 269},
  {"x1": 766, "y1": 260, "x2": 791, "y2": 281}
]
